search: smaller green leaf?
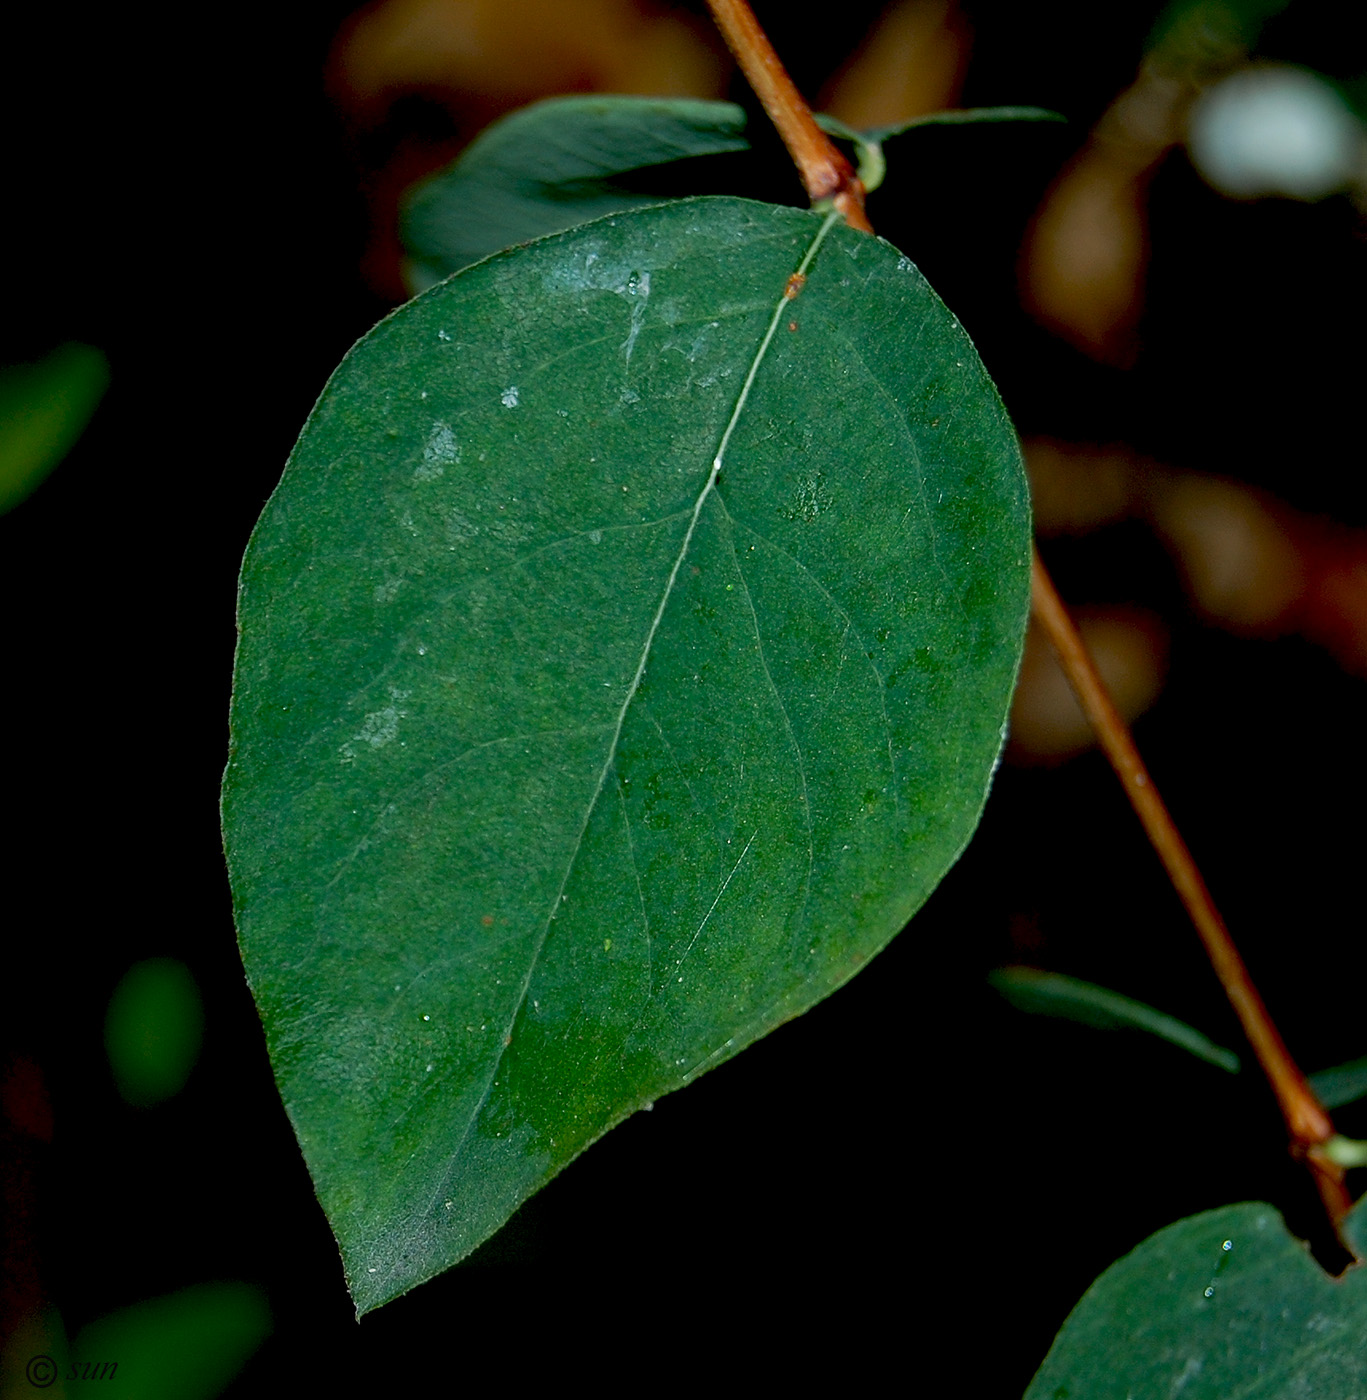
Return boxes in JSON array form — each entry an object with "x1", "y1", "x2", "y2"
[
  {"x1": 1025, "y1": 1198, "x2": 1367, "y2": 1398},
  {"x1": 1323, "y1": 1134, "x2": 1367, "y2": 1168},
  {"x1": 863, "y1": 105, "x2": 1066, "y2": 144},
  {"x1": 823, "y1": 106, "x2": 1065, "y2": 195},
  {"x1": 1346, "y1": 1193, "x2": 1367, "y2": 1260},
  {"x1": 1308, "y1": 1054, "x2": 1367, "y2": 1111},
  {"x1": 0, "y1": 343, "x2": 108, "y2": 514},
  {"x1": 1146, "y1": 0, "x2": 1290, "y2": 69},
  {"x1": 104, "y1": 959, "x2": 205, "y2": 1107},
  {"x1": 71, "y1": 1283, "x2": 270, "y2": 1400},
  {"x1": 401, "y1": 96, "x2": 749, "y2": 289},
  {"x1": 990, "y1": 966, "x2": 1241, "y2": 1073},
  {"x1": 1337, "y1": 73, "x2": 1367, "y2": 126}
]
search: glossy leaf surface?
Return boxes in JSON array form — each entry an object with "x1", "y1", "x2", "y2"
[
  {"x1": 1026, "y1": 1199, "x2": 1367, "y2": 1398},
  {"x1": 224, "y1": 197, "x2": 1030, "y2": 1310}
]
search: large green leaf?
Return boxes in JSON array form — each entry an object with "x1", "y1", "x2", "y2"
[
  {"x1": 1025, "y1": 1199, "x2": 1367, "y2": 1398},
  {"x1": 224, "y1": 196, "x2": 1030, "y2": 1310}
]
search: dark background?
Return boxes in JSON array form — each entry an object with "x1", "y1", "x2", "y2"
[{"x1": 3, "y1": 0, "x2": 1364, "y2": 1389}]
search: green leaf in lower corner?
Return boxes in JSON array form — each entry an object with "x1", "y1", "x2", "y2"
[
  {"x1": 71, "y1": 1283, "x2": 270, "y2": 1400},
  {"x1": 1025, "y1": 1198, "x2": 1367, "y2": 1398},
  {"x1": 989, "y1": 966, "x2": 1241, "y2": 1073},
  {"x1": 223, "y1": 196, "x2": 1031, "y2": 1311}
]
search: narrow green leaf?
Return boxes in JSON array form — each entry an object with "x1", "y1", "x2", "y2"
[
  {"x1": 990, "y1": 966, "x2": 1241, "y2": 1073},
  {"x1": 1025, "y1": 1199, "x2": 1367, "y2": 1398},
  {"x1": 1308, "y1": 1054, "x2": 1367, "y2": 1111},
  {"x1": 863, "y1": 105, "x2": 1066, "y2": 144},
  {"x1": 0, "y1": 343, "x2": 108, "y2": 514},
  {"x1": 225, "y1": 196, "x2": 1031, "y2": 1310},
  {"x1": 822, "y1": 107, "x2": 1065, "y2": 195},
  {"x1": 401, "y1": 96, "x2": 749, "y2": 289},
  {"x1": 71, "y1": 1283, "x2": 270, "y2": 1400}
]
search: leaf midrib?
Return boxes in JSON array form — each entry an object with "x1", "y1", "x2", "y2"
[{"x1": 395, "y1": 210, "x2": 845, "y2": 1266}]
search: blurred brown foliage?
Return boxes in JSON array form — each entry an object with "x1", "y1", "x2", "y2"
[
  {"x1": 333, "y1": 0, "x2": 726, "y2": 112},
  {"x1": 818, "y1": 0, "x2": 969, "y2": 128},
  {"x1": 1019, "y1": 3, "x2": 1262, "y2": 363},
  {"x1": 1018, "y1": 440, "x2": 1367, "y2": 757}
]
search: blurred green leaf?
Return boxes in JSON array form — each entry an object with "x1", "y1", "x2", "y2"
[
  {"x1": 1346, "y1": 1193, "x2": 1367, "y2": 1260},
  {"x1": 71, "y1": 1283, "x2": 270, "y2": 1400},
  {"x1": 1308, "y1": 1054, "x2": 1367, "y2": 1110},
  {"x1": 990, "y1": 965, "x2": 1241, "y2": 1073},
  {"x1": 401, "y1": 95, "x2": 749, "y2": 290},
  {"x1": 1026, "y1": 1198, "x2": 1367, "y2": 1398},
  {"x1": 1147, "y1": 0, "x2": 1291, "y2": 70},
  {"x1": 0, "y1": 343, "x2": 108, "y2": 515},
  {"x1": 1337, "y1": 73, "x2": 1367, "y2": 124},
  {"x1": 1323, "y1": 1134, "x2": 1367, "y2": 1168},
  {"x1": 104, "y1": 960, "x2": 204, "y2": 1107}
]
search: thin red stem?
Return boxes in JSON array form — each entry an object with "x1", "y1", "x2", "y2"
[
  {"x1": 1030, "y1": 549, "x2": 1353, "y2": 1229},
  {"x1": 704, "y1": 0, "x2": 1356, "y2": 1242},
  {"x1": 705, "y1": 0, "x2": 872, "y2": 231}
]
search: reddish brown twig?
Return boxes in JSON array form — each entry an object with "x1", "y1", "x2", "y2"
[
  {"x1": 704, "y1": 0, "x2": 872, "y2": 232},
  {"x1": 706, "y1": 0, "x2": 1355, "y2": 1244},
  {"x1": 1030, "y1": 549, "x2": 1353, "y2": 1231}
]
